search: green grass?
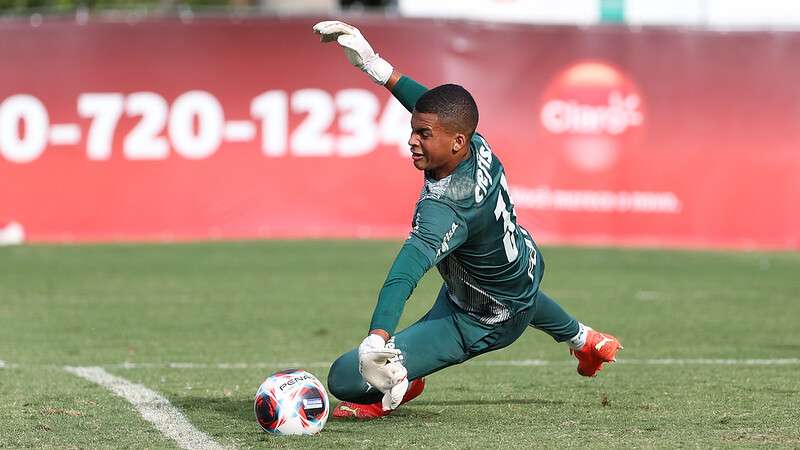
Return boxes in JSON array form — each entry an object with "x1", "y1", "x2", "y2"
[{"x1": 1, "y1": 241, "x2": 799, "y2": 448}]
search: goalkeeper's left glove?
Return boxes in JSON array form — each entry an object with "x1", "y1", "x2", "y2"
[{"x1": 312, "y1": 20, "x2": 394, "y2": 85}]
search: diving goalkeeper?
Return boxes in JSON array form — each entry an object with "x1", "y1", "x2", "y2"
[{"x1": 314, "y1": 21, "x2": 623, "y2": 419}]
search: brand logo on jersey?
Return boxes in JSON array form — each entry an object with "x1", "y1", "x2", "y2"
[
  {"x1": 407, "y1": 212, "x2": 422, "y2": 241},
  {"x1": 474, "y1": 139, "x2": 493, "y2": 203},
  {"x1": 436, "y1": 222, "x2": 460, "y2": 258},
  {"x1": 539, "y1": 61, "x2": 645, "y2": 173},
  {"x1": 384, "y1": 336, "x2": 404, "y2": 363}
]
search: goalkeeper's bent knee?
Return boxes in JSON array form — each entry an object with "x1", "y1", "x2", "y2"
[{"x1": 327, "y1": 351, "x2": 378, "y2": 402}]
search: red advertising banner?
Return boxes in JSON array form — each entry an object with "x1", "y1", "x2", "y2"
[{"x1": 1, "y1": 18, "x2": 798, "y2": 249}]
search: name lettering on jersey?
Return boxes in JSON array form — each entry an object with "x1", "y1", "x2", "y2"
[
  {"x1": 474, "y1": 140, "x2": 493, "y2": 203},
  {"x1": 436, "y1": 222, "x2": 460, "y2": 258},
  {"x1": 520, "y1": 227, "x2": 537, "y2": 281}
]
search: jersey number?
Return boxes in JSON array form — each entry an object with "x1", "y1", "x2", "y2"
[{"x1": 494, "y1": 173, "x2": 518, "y2": 262}]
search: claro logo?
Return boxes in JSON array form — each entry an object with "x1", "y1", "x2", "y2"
[
  {"x1": 539, "y1": 61, "x2": 645, "y2": 172},
  {"x1": 541, "y1": 91, "x2": 642, "y2": 135}
]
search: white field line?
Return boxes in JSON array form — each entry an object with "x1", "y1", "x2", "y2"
[
  {"x1": 64, "y1": 366, "x2": 227, "y2": 450},
  {"x1": 476, "y1": 358, "x2": 800, "y2": 366},
  {"x1": 107, "y1": 361, "x2": 332, "y2": 370},
  {"x1": 1, "y1": 358, "x2": 795, "y2": 371},
  {"x1": 626, "y1": 358, "x2": 800, "y2": 366},
  {"x1": 0, "y1": 359, "x2": 18, "y2": 369},
  {"x1": 94, "y1": 358, "x2": 800, "y2": 370}
]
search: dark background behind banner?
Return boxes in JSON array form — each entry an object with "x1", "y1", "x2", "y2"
[{"x1": 1, "y1": 18, "x2": 798, "y2": 249}]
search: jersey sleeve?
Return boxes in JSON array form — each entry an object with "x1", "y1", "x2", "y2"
[
  {"x1": 391, "y1": 76, "x2": 429, "y2": 113},
  {"x1": 406, "y1": 200, "x2": 469, "y2": 266},
  {"x1": 369, "y1": 200, "x2": 468, "y2": 334}
]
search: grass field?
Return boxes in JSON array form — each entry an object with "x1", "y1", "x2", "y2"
[{"x1": 1, "y1": 240, "x2": 799, "y2": 448}]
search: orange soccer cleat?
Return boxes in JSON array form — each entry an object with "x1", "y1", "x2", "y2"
[
  {"x1": 332, "y1": 378, "x2": 426, "y2": 419},
  {"x1": 570, "y1": 329, "x2": 623, "y2": 377}
]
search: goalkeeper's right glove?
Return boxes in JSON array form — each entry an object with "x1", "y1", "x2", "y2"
[
  {"x1": 357, "y1": 333, "x2": 409, "y2": 411},
  {"x1": 313, "y1": 20, "x2": 394, "y2": 85}
]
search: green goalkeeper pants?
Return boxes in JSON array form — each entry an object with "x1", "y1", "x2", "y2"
[{"x1": 327, "y1": 285, "x2": 578, "y2": 403}]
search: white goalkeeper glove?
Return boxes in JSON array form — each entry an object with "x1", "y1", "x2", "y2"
[
  {"x1": 357, "y1": 334, "x2": 409, "y2": 411},
  {"x1": 313, "y1": 20, "x2": 394, "y2": 85}
]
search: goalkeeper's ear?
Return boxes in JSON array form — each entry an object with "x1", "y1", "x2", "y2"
[{"x1": 452, "y1": 132, "x2": 468, "y2": 153}]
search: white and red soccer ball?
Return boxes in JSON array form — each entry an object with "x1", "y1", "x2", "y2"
[{"x1": 254, "y1": 369, "x2": 330, "y2": 435}]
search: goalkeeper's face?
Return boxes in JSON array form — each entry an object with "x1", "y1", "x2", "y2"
[{"x1": 409, "y1": 112, "x2": 469, "y2": 180}]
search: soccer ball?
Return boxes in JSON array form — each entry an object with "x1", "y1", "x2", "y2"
[{"x1": 253, "y1": 369, "x2": 329, "y2": 435}]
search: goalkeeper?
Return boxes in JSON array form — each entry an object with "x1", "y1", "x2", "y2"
[{"x1": 314, "y1": 21, "x2": 623, "y2": 419}]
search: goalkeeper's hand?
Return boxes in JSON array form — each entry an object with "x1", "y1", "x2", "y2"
[
  {"x1": 313, "y1": 20, "x2": 394, "y2": 85},
  {"x1": 357, "y1": 333, "x2": 409, "y2": 411}
]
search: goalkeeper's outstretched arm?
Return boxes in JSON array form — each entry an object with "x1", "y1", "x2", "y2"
[
  {"x1": 313, "y1": 21, "x2": 435, "y2": 410},
  {"x1": 313, "y1": 20, "x2": 428, "y2": 112}
]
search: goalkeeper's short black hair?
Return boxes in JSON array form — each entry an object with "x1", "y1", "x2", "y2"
[{"x1": 414, "y1": 84, "x2": 479, "y2": 139}]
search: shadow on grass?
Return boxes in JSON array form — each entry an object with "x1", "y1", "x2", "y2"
[
  {"x1": 172, "y1": 396, "x2": 253, "y2": 423},
  {"x1": 172, "y1": 396, "x2": 368, "y2": 436},
  {"x1": 173, "y1": 395, "x2": 565, "y2": 416},
  {"x1": 170, "y1": 395, "x2": 566, "y2": 432}
]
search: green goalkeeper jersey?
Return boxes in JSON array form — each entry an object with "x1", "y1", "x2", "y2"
[{"x1": 369, "y1": 76, "x2": 543, "y2": 334}]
